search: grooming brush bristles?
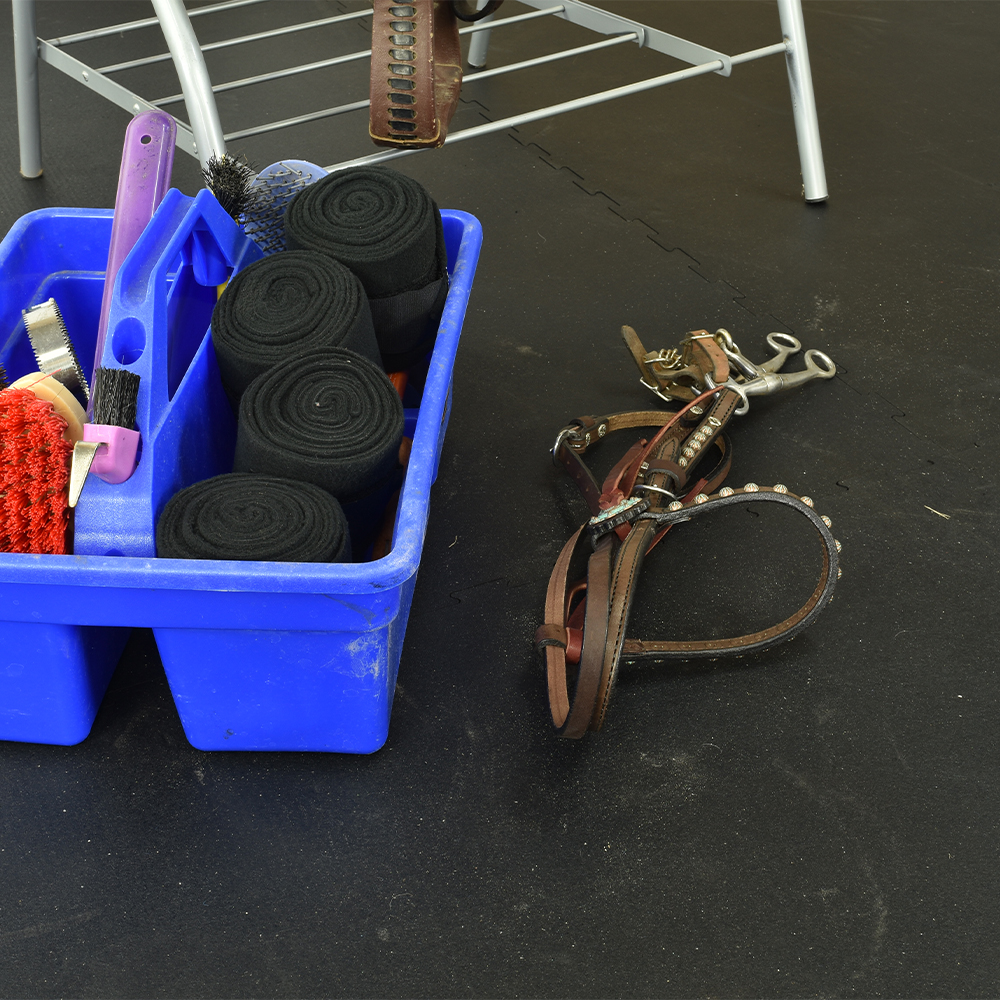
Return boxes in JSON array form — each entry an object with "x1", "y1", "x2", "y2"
[
  {"x1": 0, "y1": 388, "x2": 72, "y2": 554},
  {"x1": 242, "y1": 161, "x2": 322, "y2": 254},
  {"x1": 203, "y1": 153, "x2": 258, "y2": 223},
  {"x1": 91, "y1": 367, "x2": 140, "y2": 429}
]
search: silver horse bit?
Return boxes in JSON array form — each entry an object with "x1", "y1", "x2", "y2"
[{"x1": 705, "y1": 328, "x2": 837, "y2": 416}]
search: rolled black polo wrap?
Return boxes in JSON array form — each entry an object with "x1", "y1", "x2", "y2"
[
  {"x1": 234, "y1": 347, "x2": 404, "y2": 503},
  {"x1": 284, "y1": 167, "x2": 448, "y2": 370},
  {"x1": 211, "y1": 250, "x2": 380, "y2": 402},
  {"x1": 156, "y1": 474, "x2": 351, "y2": 563}
]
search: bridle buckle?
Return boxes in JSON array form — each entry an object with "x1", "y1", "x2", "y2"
[{"x1": 587, "y1": 495, "x2": 650, "y2": 544}]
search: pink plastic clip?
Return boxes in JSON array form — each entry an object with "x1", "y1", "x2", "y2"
[{"x1": 83, "y1": 423, "x2": 141, "y2": 484}]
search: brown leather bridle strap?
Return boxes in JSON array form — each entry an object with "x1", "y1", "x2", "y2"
[
  {"x1": 554, "y1": 410, "x2": 693, "y2": 514},
  {"x1": 621, "y1": 387, "x2": 741, "y2": 499},
  {"x1": 540, "y1": 385, "x2": 740, "y2": 735},
  {"x1": 644, "y1": 433, "x2": 733, "y2": 555},
  {"x1": 537, "y1": 325, "x2": 840, "y2": 738},
  {"x1": 538, "y1": 390, "x2": 839, "y2": 739},
  {"x1": 600, "y1": 442, "x2": 648, "y2": 512},
  {"x1": 537, "y1": 387, "x2": 739, "y2": 734},
  {"x1": 537, "y1": 525, "x2": 580, "y2": 727},
  {"x1": 590, "y1": 517, "x2": 657, "y2": 731},
  {"x1": 538, "y1": 527, "x2": 616, "y2": 735},
  {"x1": 589, "y1": 488, "x2": 838, "y2": 734},
  {"x1": 560, "y1": 535, "x2": 614, "y2": 738}
]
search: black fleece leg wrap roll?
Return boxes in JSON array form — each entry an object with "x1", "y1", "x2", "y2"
[
  {"x1": 156, "y1": 474, "x2": 351, "y2": 563},
  {"x1": 283, "y1": 167, "x2": 448, "y2": 370},
  {"x1": 211, "y1": 250, "x2": 380, "y2": 402},
  {"x1": 234, "y1": 348, "x2": 404, "y2": 503}
]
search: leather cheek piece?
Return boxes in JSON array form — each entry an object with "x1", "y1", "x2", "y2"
[
  {"x1": 560, "y1": 534, "x2": 614, "y2": 739},
  {"x1": 553, "y1": 410, "x2": 722, "y2": 515},
  {"x1": 537, "y1": 526, "x2": 613, "y2": 735},
  {"x1": 536, "y1": 526, "x2": 582, "y2": 728},
  {"x1": 589, "y1": 518, "x2": 656, "y2": 733},
  {"x1": 688, "y1": 333, "x2": 730, "y2": 386}
]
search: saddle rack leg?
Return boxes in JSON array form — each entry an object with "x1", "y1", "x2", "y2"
[
  {"x1": 12, "y1": 0, "x2": 42, "y2": 179},
  {"x1": 777, "y1": 0, "x2": 829, "y2": 203}
]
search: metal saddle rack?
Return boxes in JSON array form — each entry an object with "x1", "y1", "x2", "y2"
[{"x1": 13, "y1": 0, "x2": 827, "y2": 201}]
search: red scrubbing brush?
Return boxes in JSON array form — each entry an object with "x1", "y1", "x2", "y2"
[{"x1": 0, "y1": 385, "x2": 74, "y2": 554}]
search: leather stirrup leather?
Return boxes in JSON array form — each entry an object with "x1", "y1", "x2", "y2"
[{"x1": 369, "y1": 1, "x2": 463, "y2": 149}]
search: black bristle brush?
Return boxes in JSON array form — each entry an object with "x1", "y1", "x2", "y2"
[
  {"x1": 91, "y1": 367, "x2": 140, "y2": 429},
  {"x1": 202, "y1": 153, "x2": 259, "y2": 224},
  {"x1": 68, "y1": 367, "x2": 142, "y2": 508}
]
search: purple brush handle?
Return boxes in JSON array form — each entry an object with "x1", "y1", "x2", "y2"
[{"x1": 89, "y1": 110, "x2": 176, "y2": 409}]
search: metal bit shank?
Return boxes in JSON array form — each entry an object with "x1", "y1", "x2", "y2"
[
  {"x1": 758, "y1": 332, "x2": 802, "y2": 373},
  {"x1": 742, "y1": 350, "x2": 836, "y2": 395}
]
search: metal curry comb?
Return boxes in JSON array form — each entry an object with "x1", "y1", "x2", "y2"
[{"x1": 22, "y1": 298, "x2": 90, "y2": 404}]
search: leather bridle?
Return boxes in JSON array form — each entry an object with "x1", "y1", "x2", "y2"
[{"x1": 535, "y1": 327, "x2": 841, "y2": 738}]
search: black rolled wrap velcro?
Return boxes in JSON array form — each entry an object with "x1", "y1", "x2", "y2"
[
  {"x1": 156, "y1": 473, "x2": 351, "y2": 563},
  {"x1": 284, "y1": 167, "x2": 449, "y2": 370},
  {"x1": 234, "y1": 347, "x2": 404, "y2": 503},
  {"x1": 211, "y1": 250, "x2": 380, "y2": 402}
]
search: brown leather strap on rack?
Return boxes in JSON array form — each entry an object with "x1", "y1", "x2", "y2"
[{"x1": 370, "y1": 2, "x2": 463, "y2": 149}]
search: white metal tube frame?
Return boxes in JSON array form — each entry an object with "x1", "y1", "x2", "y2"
[
  {"x1": 12, "y1": 0, "x2": 42, "y2": 178},
  {"x1": 13, "y1": 0, "x2": 828, "y2": 202},
  {"x1": 467, "y1": 10, "x2": 497, "y2": 70},
  {"x1": 326, "y1": 42, "x2": 788, "y2": 173},
  {"x1": 777, "y1": 0, "x2": 828, "y2": 202},
  {"x1": 150, "y1": 6, "x2": 560, "y2": 108},
  {"x1": 150, "y1": 0, "x2": 226, "y2": 167}
]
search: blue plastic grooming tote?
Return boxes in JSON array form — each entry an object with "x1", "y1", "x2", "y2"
[{"x1": 0, "y1": 191, "x2": 482, "y2": 752}]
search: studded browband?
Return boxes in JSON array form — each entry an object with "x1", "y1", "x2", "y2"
[{"x1": 535, "y1": 326, "x2": 841, "y2": 739}]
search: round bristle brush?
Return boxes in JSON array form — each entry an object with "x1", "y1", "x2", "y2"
[
  {"x1": 0, "y1": 373, "x2": 86, "y2": 555},
  {"x1": 206, "y1": 156, "x2": 331, "y2": 257},
  {"x1": 203, "y1": 153, "x2": 257, "y2": 223},
  {"x1": 10, "y1": 372, "x2": 86, "y2": 440}
]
